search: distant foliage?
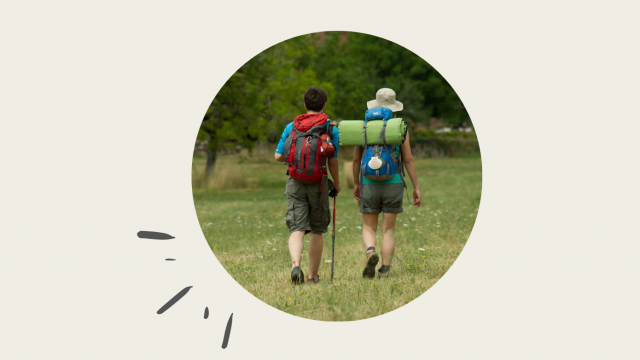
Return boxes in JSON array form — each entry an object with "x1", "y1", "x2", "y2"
[
  {"x1": 411, "y1": 130, "x2": 479, "y2": 158},
  {"x1": 308, "y1": 32, "x2": 470, "y2": 128},
  {"x1": 197, "y1": 32, "x2": 472, "y2": 167}
]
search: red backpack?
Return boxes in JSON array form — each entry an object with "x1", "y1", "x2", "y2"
[{"x1": 282, "y1": 113, "x2": 334, "y2": 184}]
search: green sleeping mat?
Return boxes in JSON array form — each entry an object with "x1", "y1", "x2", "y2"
[{"x1": 338, "y1": 118, "x2": 407, "y2": 146}]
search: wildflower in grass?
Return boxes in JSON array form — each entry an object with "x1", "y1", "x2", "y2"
[
  {"x1": 403, "y1": 224, "x2": 408, "y2": 226},
  {"x1": 288, "y1": 298, "x2": 292, "y2": 300},
  {"x1": 418, "y1": 248, "x2": 425, "y2": 251},
  {"x1": 407, "y1": 264, "x2": 410, "y2": 266},
  {"x1": 423, "y1": 256, "x2": 425, "y2": 258},
  {"x1": 272, "y1": 248, "x2": 277, "y2": 250},
  {"x1": 411, "y1": 217, "x2": 416, "y2": 221},
  {"x1": 268, "y1": 224, "x2": 273, "y2": 227},
  {"x1": 206, "y1": 222, "x2": 212, "y2": 226},
  {"x1": 306, "y1": 295, "x2": 309, "y2": 297},
  {"x1": 356, "y1": 226, "x2": 362, "y2": 229}
]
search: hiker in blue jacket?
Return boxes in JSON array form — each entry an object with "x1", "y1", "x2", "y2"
[
  {"x1": 275, "y1": 86, "x2": 341, "y2": 284},
  {"x1": 353, "y1": 88, "x2": 422, "y2": 279}
]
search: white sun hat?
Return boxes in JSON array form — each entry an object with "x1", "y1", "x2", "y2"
[{"x1": 367, "y1": 88, "x2": 403, "y2": 112}]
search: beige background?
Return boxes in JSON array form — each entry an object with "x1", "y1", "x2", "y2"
[{"x1": 1, "y1": 1, "x2": 639, "y2": 359}]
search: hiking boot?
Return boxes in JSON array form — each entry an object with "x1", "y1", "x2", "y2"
[
  {"x1": 378, "y1": 266, "x2": 391, "y2": 279},
  {"x1": 291, "y1": 266, "x2": 305, "y2": 285},
  {"x1": 306, "y1": 275, "x2": 320, "y2": 284},
  {"x1": 362, "y1": 249, "x2": 379, "y2": 279}
]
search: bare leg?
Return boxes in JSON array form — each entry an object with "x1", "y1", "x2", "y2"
[
  {"x1": 381, "y1": 213, "x2": 398, "y2": 266},
  {"x1": 362, "y1": 213, "x2": 379, "y2": 249},
  {"x1": 288, "y1": 230, "x2": 305, "y2": 268},
  {"x1": 307, "y1": 232, "x2": 323, "y2": 280},
  {"x1": 361, "y1": 213, "x2": 380, "y2": 278}
]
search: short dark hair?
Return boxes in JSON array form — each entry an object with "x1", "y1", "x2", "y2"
[{"x1": 304, "y1": 86, "x2": 328, "y2": 112}]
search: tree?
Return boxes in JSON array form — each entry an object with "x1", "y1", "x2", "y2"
[
  {"x1": 197, "y1": 35, "x2": 332, "y2": 178},
  {"x1": 198, "y1": 53, "x2": 269, "y2": 178}
]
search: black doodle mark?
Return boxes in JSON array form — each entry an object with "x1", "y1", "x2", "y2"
[
  {"x1": 146, "y1": 232, "x2": 233, "y2": 347},
  {"x1": 156, "y1": 286, "x2": 192, "y2": 314},
  {"x1": 222, "y1": 313, "x2": 233, "y2": 349},
  {"x1": 137, "y1": 231, "x2": 175, "y2": 240}
]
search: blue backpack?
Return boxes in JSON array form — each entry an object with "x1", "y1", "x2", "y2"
[
  {"x1": 360, "y1": 107, "x2": 411, "y2": 202},
  {"x1": 361, "y1": 107, "x2": 399, "y2": 181}
]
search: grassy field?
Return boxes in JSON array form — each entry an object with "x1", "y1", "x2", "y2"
[{"x1": 192, "y1": 149, "x2": 481, "y2": 321}]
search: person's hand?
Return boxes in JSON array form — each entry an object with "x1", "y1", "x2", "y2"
[
  {"x1": 354, "y1": 184, "x2": 361, "y2": 201},
  {"x1": 413, "y1": 188, "x2": 422, "y2": 207},
  {"x1": 334, "y1": 182, "x2": 342, "y2": 195}
]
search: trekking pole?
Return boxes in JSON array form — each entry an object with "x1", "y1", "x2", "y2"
[{"x1": 330, "y1": 193, "x2": 337, "y2": 284}]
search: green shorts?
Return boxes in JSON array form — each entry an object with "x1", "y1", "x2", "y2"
[
  {"x1": 285, "y1": 177, "x2": 333, "y2": 234},
  {"x1": 359, "y1": 182, "x2": 404, "y2": 214}
]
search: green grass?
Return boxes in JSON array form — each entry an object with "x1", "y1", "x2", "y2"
[{"x1": 192, "y1": 151, "x2": 481, "y2": 321}]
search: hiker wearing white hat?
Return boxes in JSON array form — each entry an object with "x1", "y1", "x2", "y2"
[{"x1": 354, "y1": 88, "x2": 422, "y2": 279}]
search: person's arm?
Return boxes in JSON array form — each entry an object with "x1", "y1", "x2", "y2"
[
  {"x1": 274, "y1": 124, "x2": 291, "y2": 163},
  {"x1": 328, "y1": 158, "x2": 341, "y2": 194},
  {"x1": 400, "y1": 131, "x2": 422, "y2": 206},
  {"x1": 353, "y1": 146, "x2": 363, "y2": 200},
  {"x1": 326, "y1": 123, "x2": 341, "y2": 194}
]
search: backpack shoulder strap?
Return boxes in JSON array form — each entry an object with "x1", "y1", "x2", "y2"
[{"x1": 327, "y1": 122, "x2": 335, "y2": 139}]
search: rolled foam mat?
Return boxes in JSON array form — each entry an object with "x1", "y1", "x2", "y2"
[{"x1": 338, "y1": 118, "x2": 407, "y2": 146}]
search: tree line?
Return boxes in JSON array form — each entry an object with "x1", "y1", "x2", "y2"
[{"x1": 197, "y1": 31, "x2": 470, "y2": 177}]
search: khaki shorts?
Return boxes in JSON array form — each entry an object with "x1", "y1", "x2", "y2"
[
  {"x1": 285, "y1": 177, "x2": 333, "y2": 234},
  {"x1": 360, "y1": 183, "x2": 404, "y2": 214}
]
